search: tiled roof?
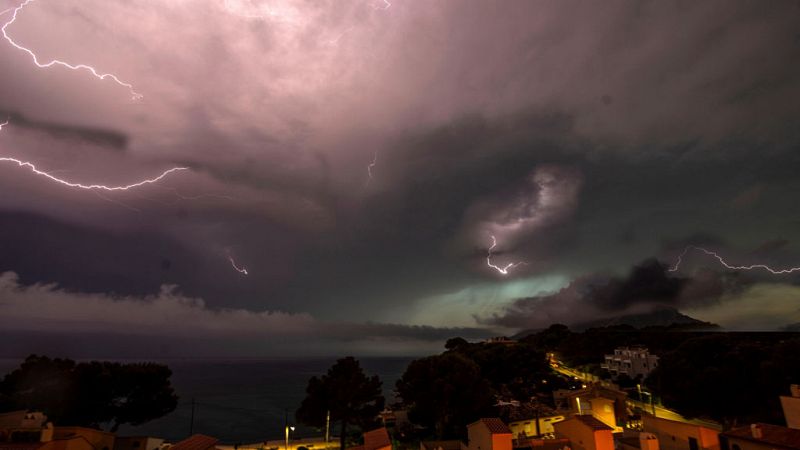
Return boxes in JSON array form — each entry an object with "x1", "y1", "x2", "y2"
[
  {"x1": 170, "y1": 434, "x2": 219, "y2": 450},
  {"x1": 722, "y1": 423, "x2": 800, "y2": 450},
  {"x1": 363, "y1": 427, "x2": 391, "y2": 450},
  {"x1": 477, "y1": 418, "x2": 512, "y2": 434},
  {"x1": 569, "y1": 415, "x2": 613, "y2": 431}
]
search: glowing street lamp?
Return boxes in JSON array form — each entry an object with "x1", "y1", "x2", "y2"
[{"x1": 285, "y1": 425, "x2": 295, "y2": 450}]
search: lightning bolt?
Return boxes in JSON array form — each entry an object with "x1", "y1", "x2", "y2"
[
  {"x1": 228, "y1": 255, "x2": 249, "y2": 275},
  {"x1": 669, "y1": 246, "x2": 800, "y2": 275},
  {"x1": 365, "y1": 151, "x2": 377, "y2": 185},
  {"x1": 0, "y1": 157, "x2": 188, "y2": 191},
  {"x1": 2, "y1": 0, "x2": 143, "y2": 101},
  {"x1": 487, "y1": 235, "x2": 525, "y2": 275}
]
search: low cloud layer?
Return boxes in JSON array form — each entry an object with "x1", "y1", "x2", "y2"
[{"x1": 0, "y1": 271, "x2": 491, "y2": 356}]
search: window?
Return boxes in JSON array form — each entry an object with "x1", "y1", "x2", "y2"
[{"x1": 688, "y1": 437, "x2": 698, "y2": 450}]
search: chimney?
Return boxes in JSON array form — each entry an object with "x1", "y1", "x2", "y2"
[
  {"x1": 791, "y1": 384, "x2": 800, "y2": 398},
  {"x1": 750, "y1": 424, "x2": 763, "y2": 439}
]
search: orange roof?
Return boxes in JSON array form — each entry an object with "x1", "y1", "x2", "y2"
[
  {"x1": 722, "y1": 423, "x2": 800, "y2": 450},
  {"x1": 170, "y1": 434, "x2": 219, "y2": 450},
  {"x1": 561, "y1": 415, "x2": 613, "y2": 431},
  {"x1": 363, "y1": 427, "x2": 391, "y2": 450},
  {"x1": 473, "y1": 418, "x2": 511, "y2": 434}
]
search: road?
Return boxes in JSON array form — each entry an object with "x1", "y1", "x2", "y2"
[{"x1": 550, "y1": 360, "x2": 720, "y2": 430}]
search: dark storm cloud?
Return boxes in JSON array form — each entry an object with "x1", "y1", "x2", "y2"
[
  {"x1": 482, "y1": 259, "x2": 753, "y2": 329},
  {"x1": 0, "y1": 110, "x2": 128, "y2": 150},
  {"x1": 1, "y1": 0, "x2": 800, "y2": 350}
]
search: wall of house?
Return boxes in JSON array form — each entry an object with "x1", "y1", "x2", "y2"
[
  {"x1": 467, "y1": 424, "x2": 493, "y2": 450},
  {"x1": 781, "y1": 395, "x2": 800, "y2": 429},
  {"x1": 587, "y1": 398, "x2": 616, "y2": 428},
  {"x1": 643, "y1": 416, "x2": 720, "y2": 450},
  {"x1": 490, "y1": 434, "x2": 511, "y2": 450},
  {"x1": 553, "y1": 420, "x2": 613, "y2": 450}
]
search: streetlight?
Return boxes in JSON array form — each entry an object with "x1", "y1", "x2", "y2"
[{"x1": 285, "y1": 425, "x2": 295, "y2": 450}]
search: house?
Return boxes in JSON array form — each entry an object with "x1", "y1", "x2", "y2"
[
  {"x1": 779, "y1": 384, "x2": 800, "y2": 430},
  {"x1": 601, "y1": 347, "x2": 659, "y2": 380},
  {"x1": 554, "y1": 385, "x2": 628, "y2": 426},
  {"x1": 52, "y1": 428, "x2": 114, "y2": 450},
  {"x1": 363, "y1": 428, "x2": 391, "y2": 450},
  {"x1": 0, "y1": 411, "x2": 53, "y2": 443},
  {"x1": 573, "y1": 397, "x2": 618, "y2": 431},
  {"x1": 720, "y1": 423, "x2": 800, "y2": 450},
  {"x1": 0, "y1": 412, "x2": 112, "y2": 450},
  {"x1": 114, "y1": 437, "x2": 165, "y2": 450},
  {"x1": 466, "y1": 418, "x2": 512, "y2": 450},
  {"x1": 641, "y1": 415, "x2": 720, "y2": 450},
  {"x1": 618, "y1": 432, "x2": 659, "y2": 450},
  {"x1": 508, "y1": 415, "x2": 565, "y2": 438},
  {"x1": 348, "y1": 428, "x2": 391, "y2": 450},
  {"x1": 0, "y1": 438, "x2": 95, "y2": 450},
  {"x1": 552, "y1": 415, "x2": 614, "y2": 450},
  {"x1": 168, "y1": 435, "x2": 219, "y2": 450}
]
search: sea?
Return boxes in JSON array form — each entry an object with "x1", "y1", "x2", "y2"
[{"x1": 0, "y1": 357, "x2": 415, "y2": 444}]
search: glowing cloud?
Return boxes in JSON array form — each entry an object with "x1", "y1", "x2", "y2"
[{"x1": 2, "y1": 0, "x2": 143, "y2": 100}]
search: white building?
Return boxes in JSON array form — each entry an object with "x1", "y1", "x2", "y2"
[{"x1": 601, "y1": 347, "x2": 659, "y2": 379}]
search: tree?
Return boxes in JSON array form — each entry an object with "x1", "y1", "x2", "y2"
[
  {"x1": 444, "y1": 337, "x2": 469, "y2": 351},
  {"x1": 646, "y1": 335, "x2": 800, "y2": 429},
  {"x1": 296, "y1": 357, "x2": 384, "y2": 450},
  {"x1": 463, "y1": 342, "x2": 554, "y2": 400},
  {"x1": 0, "y1": 355, "x2": 178, "y2": 431},
  {"x1": 395, "y1": 353, "x2": 494, "y2": 439}
]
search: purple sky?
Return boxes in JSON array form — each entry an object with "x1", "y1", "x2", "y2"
[{"x1": 1, "y1": 0, "x2": 800, "y2": 356}]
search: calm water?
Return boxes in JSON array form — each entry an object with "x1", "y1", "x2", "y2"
[{"x1": 0, "y1": 357, "x2": 414, "y2": 444}]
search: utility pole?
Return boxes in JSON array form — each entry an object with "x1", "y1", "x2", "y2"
[
  {"x1": 189, "y1": 398, "x2": 196, "y2": 436},
  {"x1": 325, "y1": 410, "x2": 331, "y2": 449}
]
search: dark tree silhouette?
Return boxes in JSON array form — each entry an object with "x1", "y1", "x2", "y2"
[
  {"x1": 396, "y1": 353, "x2": 494, "y2": 439},
  {"x1": 296, "y1": 357, "x2": 384, "y2": 450},
  {"x1": 646, "y1": 335, "x2": 800, "y2": 429},
  {"x1": 0, "y1": 355, "x2": 178, "y2": 431}
]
